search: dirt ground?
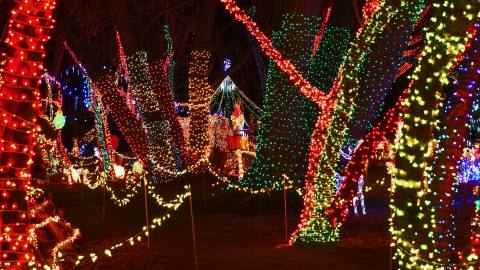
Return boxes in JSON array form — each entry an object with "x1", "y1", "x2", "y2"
[{"x1": 45, "y1": 168, "x2": 391, "y2": 270}]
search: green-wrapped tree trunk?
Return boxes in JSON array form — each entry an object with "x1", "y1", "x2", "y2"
[{"x1": 240, "y1": 12, "x2": 321, "y2": 190}]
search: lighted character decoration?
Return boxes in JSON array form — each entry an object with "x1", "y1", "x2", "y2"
[
  {"x1": 334, "y1": 173, "x2": 344, "y2": 192},
  {"x1": 340, "y1": 141, "x2": 366, "y2": 215},
  {"x1": 353, "y1": 174, "x2": 366, "y2": 215},
  {"x1": 209, "y1": 113, "x2": 232, "y2": 171},
  {"x1": 71, "y1": 138, "x2": 80, "y2": 157},
  {"x1": 228, "y1": 103, "x2": 249, "y2": 178},
  {"x1": 229, "y1": 103, "x2": 248, "y2": 149},
  {"x1": 456, "y1": 145, "x2": 480, "y2": 183},
  {"x1": 63, "y1": 166, "x2": 81, "y2": 185},
  {"x1": 113, "y1": 164, "x2": 126, "y2": 179}
]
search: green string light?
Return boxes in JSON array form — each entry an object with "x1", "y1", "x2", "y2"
[{"x1": 239, "y1": 13, "x2": 321, "y2": 190}]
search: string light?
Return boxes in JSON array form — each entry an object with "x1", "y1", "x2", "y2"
[
  {"x1": 244, "y1": 6, "x2": 267, "y2": 95},
  {"x1": 163, "y1": 25, "x2": 175, "y2": 96},
  {"x1": 390, "y1": 1, "x2": 480, "y2": 268},
  {"x1": 188, "y1": 50, "x2": 215, "y2": 165},
  {"x1": 220, "y1": 0, "x2": 328, "y2": 104},
  {"x1": 71, "y1": 188, "x2": 191, "y2": 267},
  {"x1": 238, "y1": 13, "x2": 322, "y2": 190},
  {"x1": 291, "y1": 2, "x2": 398, "y2": 244},
  {"x1": 127, "y1": 52, "x2": 177, "y2": 174},
  {"x1": 0, "y1": 0, "x2": 56, "y2": 267},
  {"x1": 427, "y1": 23, "x2": 480, "y2": 265}
]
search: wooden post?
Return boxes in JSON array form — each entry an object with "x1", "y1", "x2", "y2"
[
  {"x1": 144, "y1": 176, "x2": 150, "y2": 248},
  {"x1": 102, "y1": 184, "x2": 106, "y2": 221},
  {"x1": 283, "y1": 175, "x2": 288, "y2": 243},
  {"x1": 189, "y1": 186, "x2": 199, "y2": 270},
  {"x1": 203, "y1": 172, "x2": 207, "y2": 209}
]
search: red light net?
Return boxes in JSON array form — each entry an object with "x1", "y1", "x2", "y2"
[{"x1": 0, "y1": 0, "x2": 56, "y2": 267}]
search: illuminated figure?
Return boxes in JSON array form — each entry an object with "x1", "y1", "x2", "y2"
[{"x1": 353, "y1": 175, "x2": 366, "y2": 215}]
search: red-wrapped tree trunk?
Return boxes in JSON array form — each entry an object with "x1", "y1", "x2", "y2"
[{"x1": 0, "y1": 0, "x2": 56, "y2": 267}]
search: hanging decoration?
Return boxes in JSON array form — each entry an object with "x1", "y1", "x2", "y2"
[
  {"x1": 53, "y1": 110, "x2": 66, "y2": 130},
  {"x1": 210, "y1": 76, "x2": 263, "y2": 118},
  {"x1": 64, "y1": 43, "x2": 115, "y2": 174}
]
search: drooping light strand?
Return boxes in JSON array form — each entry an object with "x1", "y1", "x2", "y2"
[
  {"x1": 163, "y1": 25, "x2": 175, "y2": 96},
  {"x1": 220, "y1": 0, "x2": 327, "y2": 105}
]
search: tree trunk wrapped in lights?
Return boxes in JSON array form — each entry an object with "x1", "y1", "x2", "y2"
[
  {"x1": 428, "y1": 24, "x2": 480, "y2": 265},
  {"x1": 0, "y1": 0, "x2": 56, "y2": 267},
  {"x1": 390, "y1": 2, "x2": 480, "y2": 268},
  {"x1": 239, "y1": 13, "x2": 322, "y2": 190},
  {"x1": 307, "y1": 25, "x2": 351, "y2": 94},
  {"x1": 470, "y1": 191, "x2": 480, "y2": 262},
  {"x1": 291, "y1": 2, "x2": 398, "y2": 244},
  {"x1": 340, "y1": 5, "x2": 424, "y2": 167},
  {"x1": 187, "y1": 50, "x2": 215, "y2": 164},
  {"x1": 186, "y1": 0, "x2": 217, "y2": 166},
  {"x1": 127, "y1": 52, "x2": 177, "y2": 176},
  {"x1": 93, "y1": 76, "x2": 149, "y2": 164},
  {"x1": 148, "y1": 59, "x2": 190, "y2": 168},
  {"x1": 322, "y1": 2, "x2": 427, "y2": 224}
]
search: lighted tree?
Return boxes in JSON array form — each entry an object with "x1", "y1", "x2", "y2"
[
  {"x1": 291, "y1": 1, "x2": 398, "y2": 244},
  {"x1": 58, "y1": 0, "x2": 196, "y2": 175},
  {"x1": 340, "y1": 3, "x2": 425, "y2": 167},
  {"x1": 239, "y1": 1, "x2": 323, "y2": 190},
  {"x1": 0, "y1": 0, "x2": 56, "y2": 267},
  {"x1": 427, "y1": 23, "x2": 480, "y2": 265},
  {"x1": 187, "y1": 0, "x2": 217, "y2": 165},
  {"x1": 390, "y1": 1, "x2": 480, "y2": 268}
]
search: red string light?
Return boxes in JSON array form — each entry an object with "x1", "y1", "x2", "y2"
[
  {"x1": 220, "y1": 0, "x2": 327, "y2": 106},
  {"x1": 310, "y1": 2, "x2": 333, "y2": 59},
  {"x1": 0, "y1": 0, "x2": 56, "y2": 267},
  {"x1": 326, "y1": 86, "x2": 410, "y2": 226},
  {"x1": 94, "y1": 76, "x2": 149, "y2": 165}
]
